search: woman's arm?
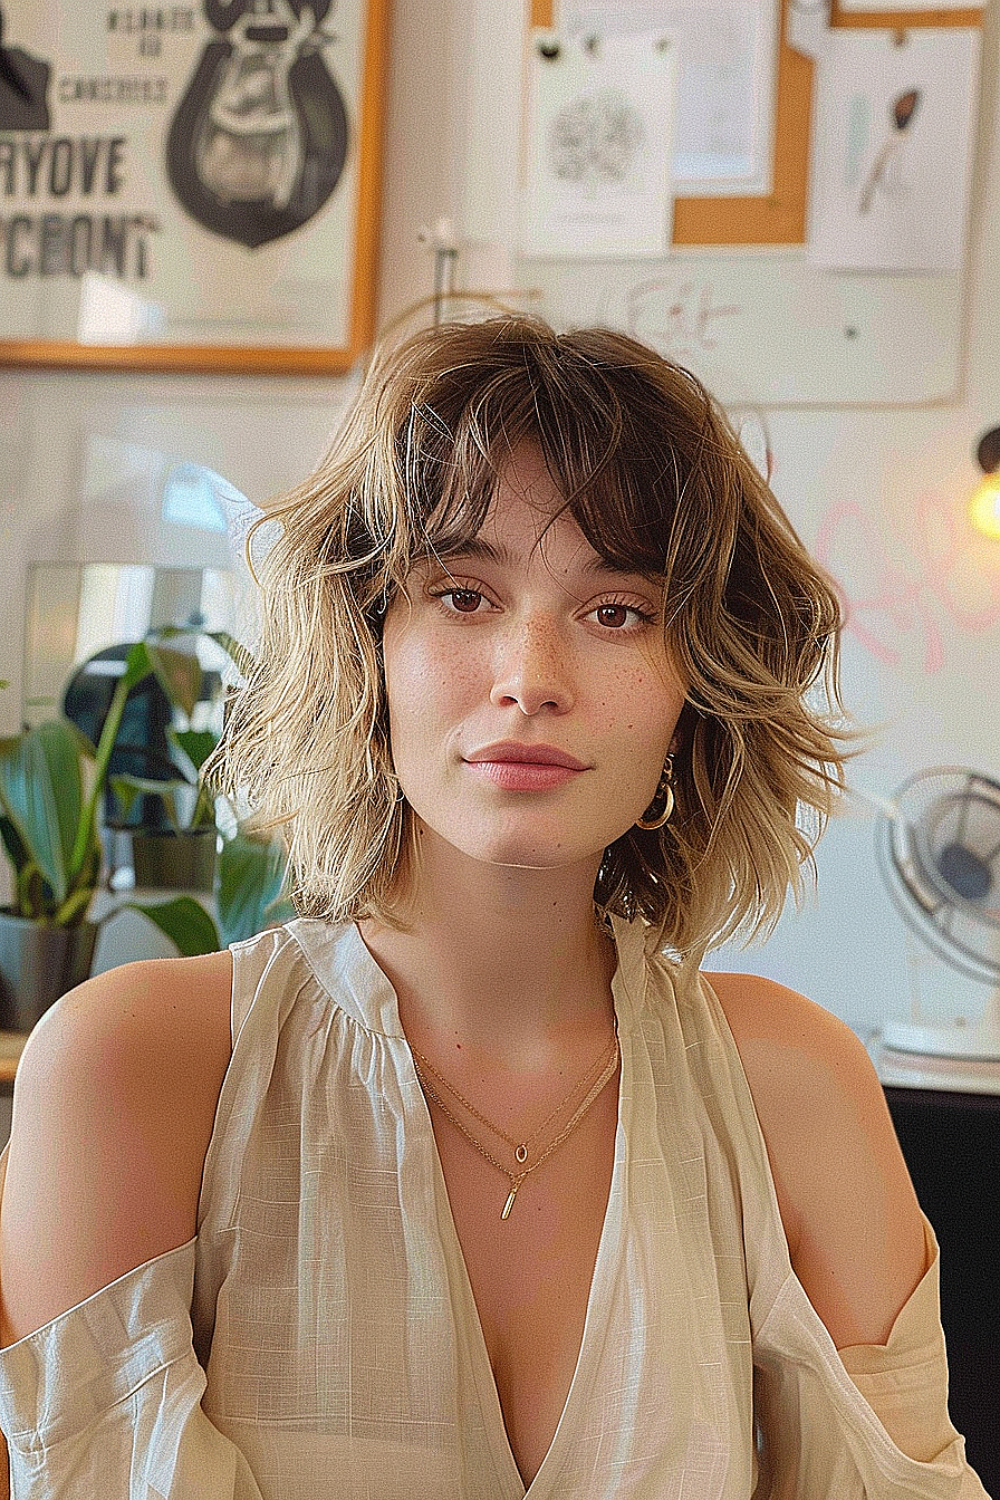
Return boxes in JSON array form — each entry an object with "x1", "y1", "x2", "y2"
[
  {"x1": 0, "y1": 953, "x2": 246, "y2": 1497},
  {"x1": 0, "y1": 952, "x2": 232, "y2": 1347},
  {"x1": 705, "y1": 972, "x2": 927, "y2": 1350}
]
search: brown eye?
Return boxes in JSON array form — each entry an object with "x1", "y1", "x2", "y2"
[
  {"x1": 446, "y1": 589, "x2": 483, "y2": 613},
  {"x1": 596, "y1": 604, "x2": 631, "y2": 629}
]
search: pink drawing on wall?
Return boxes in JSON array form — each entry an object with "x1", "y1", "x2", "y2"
[{"x1": 815, "y1": 491, "x2": 1000, "y2": 674}]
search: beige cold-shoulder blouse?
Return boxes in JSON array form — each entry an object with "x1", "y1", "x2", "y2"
[{"x1": 0, "y1": 914, "x2": 988, "y2": 1498}]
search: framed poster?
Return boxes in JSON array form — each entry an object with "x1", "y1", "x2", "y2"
[{"x1": 0, "y1": 0, "x2": 389, "y2": 373}]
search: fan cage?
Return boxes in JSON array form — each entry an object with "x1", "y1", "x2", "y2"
[{"x1": 875, "y1": 767, "x2": 1000, "y2": 987}]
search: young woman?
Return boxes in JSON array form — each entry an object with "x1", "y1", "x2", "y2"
[{"x1": 0, "y1": 317, "x2": 987, "y2": 1498}]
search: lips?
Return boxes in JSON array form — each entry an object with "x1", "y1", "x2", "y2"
[{"x1": 465, "y1": 742, "x2": 588, "y2": 771}]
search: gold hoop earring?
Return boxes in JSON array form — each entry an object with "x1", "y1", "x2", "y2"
[{"x1": 635, "y1": 754, "x2": 675, "y2": 831}]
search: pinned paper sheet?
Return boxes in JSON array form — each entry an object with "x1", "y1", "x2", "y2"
[
  {"x1": 520, "y1": 29, "x2": 676, "y2": 259},
  {"x1": 806, "y1": 28, "x2": 981, "y2": 273},
  {"x1": 560, "y1": 0, "x2": 780, "y2": 197}
]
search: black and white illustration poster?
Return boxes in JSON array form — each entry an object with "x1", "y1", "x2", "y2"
[{"x1": 0, "y1": 2, "x2": 384, "y2": 368}]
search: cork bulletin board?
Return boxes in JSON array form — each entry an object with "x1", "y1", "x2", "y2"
[
  {"x1": 520, "y1": 0, "x2": 986, "y2": 406},
  {"x1": 528, "y1": 0, "x2": 984, "y2": 248}
]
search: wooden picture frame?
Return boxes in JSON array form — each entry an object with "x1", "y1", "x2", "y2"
[
  {"x1": 528, "y1": 0, "x2": 983, "y2": 247},
  {"x1": 0, "y1": 0, "x2": 390, "y2": 373}
]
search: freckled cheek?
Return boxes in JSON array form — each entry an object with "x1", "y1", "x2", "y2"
[{"x1": 592, "y1": 665, "x2": 678, "y2": 738}]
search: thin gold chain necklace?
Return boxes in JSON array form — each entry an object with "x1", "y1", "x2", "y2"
[
  {"x1": 410, "y1": 1030, "x2": 616, "y2": 1164},
  {"x1": 411, "y1": 1031, "x2": 620, "y2": 1220}
]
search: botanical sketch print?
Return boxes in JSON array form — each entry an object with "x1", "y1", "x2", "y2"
[
  {"x1": 548, "y1": 85, "x2": 646, "y2": 189},
  {"x1": 857, "y1": 87, "x2": 919, "y2": 215},
  {"x1": 521, "y1": 29, "x2": 676, "y2": 258}
]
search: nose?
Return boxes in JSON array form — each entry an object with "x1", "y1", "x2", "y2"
[{"x1": 489, "y1": 614, "x2": 575, "y2": 716}]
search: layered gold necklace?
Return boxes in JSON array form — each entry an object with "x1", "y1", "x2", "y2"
[{"x1": 411, "y1": 1027, "x2": 620, "y2": 1220}]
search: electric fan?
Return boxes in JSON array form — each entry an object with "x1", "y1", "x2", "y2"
[{"x1": 875, "y1": 766, "x2": 1000, "y2": 1088}]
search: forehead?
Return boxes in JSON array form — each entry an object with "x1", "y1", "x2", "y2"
[
  {"x1": 414, "y1": 442, "x2": 660, "y2": 585},
  {"x1": 468, "y1": 453, "x2": 599, "y2": 568}
]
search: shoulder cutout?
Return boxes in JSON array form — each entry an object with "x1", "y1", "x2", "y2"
[
  {"x1": 0, "y1": 951, "x2": 233, "y2": 1347},
  {"x1": 704, "y1": 970, "x2": 927, "y2": 1350}
]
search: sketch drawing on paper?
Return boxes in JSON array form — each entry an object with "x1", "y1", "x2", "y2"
[
  {"x1": 858, "y1": 89, "x2": 921, "y2": 214},
  {"x1": 807, "y1": 28, "x2": 979, "y2": 272},
  {"x1": 521, "y1": 29, "x2": 675, "y2": 257},
  {"x1": 549, "y1": 86, "x2": 646, "y2": 188}
]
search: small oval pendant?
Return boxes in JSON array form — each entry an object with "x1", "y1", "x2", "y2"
[{"x1": 515, "y1": 1144, "x2": 528, "y2": 1164}]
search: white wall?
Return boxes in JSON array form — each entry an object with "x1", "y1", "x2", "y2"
[{"x1": 2, "y1": 0, "x2": 999, "y2": 1041}]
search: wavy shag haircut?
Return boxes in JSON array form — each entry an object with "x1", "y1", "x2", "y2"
[{"x1": 210, "y1": 314, "x2": 849, "y2": 957}]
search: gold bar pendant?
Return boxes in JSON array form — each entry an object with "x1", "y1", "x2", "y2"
[{"x1": 501, "y1": 1185, "x2": 518, "y2": 1220}]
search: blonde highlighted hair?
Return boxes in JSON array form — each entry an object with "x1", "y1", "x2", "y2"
[{"x1": 210, "y1": 315, "x2": 850, "y2": 957}]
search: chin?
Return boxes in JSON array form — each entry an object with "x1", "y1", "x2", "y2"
[
  {"x1": 409, "y1": 806, "x2": 626, "y2": 871},
  {"x1": 453, "y1": 823, "x2": 609, "y2": 871}
]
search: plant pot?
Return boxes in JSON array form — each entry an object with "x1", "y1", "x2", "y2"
[
  {"x1": 131, "y1": 828, "x2": 218, "y2": 892},
  {"x1": 0, "y1": 911, "x2": 99, "y2": 1034}
]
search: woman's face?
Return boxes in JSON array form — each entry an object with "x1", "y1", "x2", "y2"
[{"x1": 381, "y1": 443, "x2": 687, "y2": 874}]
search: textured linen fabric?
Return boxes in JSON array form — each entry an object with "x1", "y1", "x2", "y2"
[{"x1": 0, "y1": 913, "x2": 988, "y2": 1498}]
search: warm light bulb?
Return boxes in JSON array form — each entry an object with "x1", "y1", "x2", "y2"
[{"x1": 969, "y1": 474, "x2": 1000, "y2": 539}]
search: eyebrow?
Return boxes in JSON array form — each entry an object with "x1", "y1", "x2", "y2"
[{"x1": 419, "y1": 537, "x2": 659, "y2": 583}]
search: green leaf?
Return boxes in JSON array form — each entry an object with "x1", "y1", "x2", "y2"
[
  {"x1": 16, "y1": 860, "x2": 45, "y2": 920},
  {"x1": 152, "y1": 626, "x2": 252, "y2": 684},
  {"x1": 0, "y1": 721, "x2": 84, "y2": 904},
  {"x1": 122, "y1": 896, "x2": 220, "y2": 957},
  {"x1": 206, "y1": 630, "x2": 253, "y2": 682},
  {"x1": 168, "y1": 727, "x2": 218, "y2": 778},
  {"x1": 188, "y1": 783, "x2": 217, "y2": 830},
  {"x1": 0, "y1": 814, "x2": 28, "y2": 877},
  {"x1": 110, "y1": 774, "x2": 190, "y2": 832},
  {"x1": 54, "y1": 883, "x2": 96, "y2": 928},
  {"x1": 108, "y1": 774, "x2": 145, "y2": 824},
  {"x1": 0, "y1": 646, "x2": 149, "y2": 925},
  {"x1": 217, "y1": 833, "x2": 292, "y2": 947},
  {"x1": 146, "y1": 642, "x2": 203, "y2": 719},
  {"x1": 61, "y1": 719, "x2": 98, "y2": 760}
]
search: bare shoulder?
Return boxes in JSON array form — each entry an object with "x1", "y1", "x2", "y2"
[
  {"x1": 0, "y1": 951, "x2": 233, "y2": 1347},
  {"x1": 703, "y1": 970, "x2": 927, "y2": 1350}
]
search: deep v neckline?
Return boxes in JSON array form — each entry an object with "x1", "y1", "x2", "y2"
[
  {"x1": 349, "y1": 914, "x2": 646, "y2": 1497},
  {"x1": 411, "y1": 1005, "x2": 630, "y2": 1498}
]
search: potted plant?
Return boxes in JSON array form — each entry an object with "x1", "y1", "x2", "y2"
[
  {"x1": 125, "y1": 828, "x2": 295, "y2": 957},
  {"x1": 109, "y1": 626, "x2": 249, "y2": 892},
  {"x1": 111, "y1": 725, "x2": 222, "y2": 891},
  {"x1": 110, "y1": 628, "x2": 295, "y2": 956},
  {"x1": 0, "y1": 641, "x2": 164, "y2": 1031}
]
